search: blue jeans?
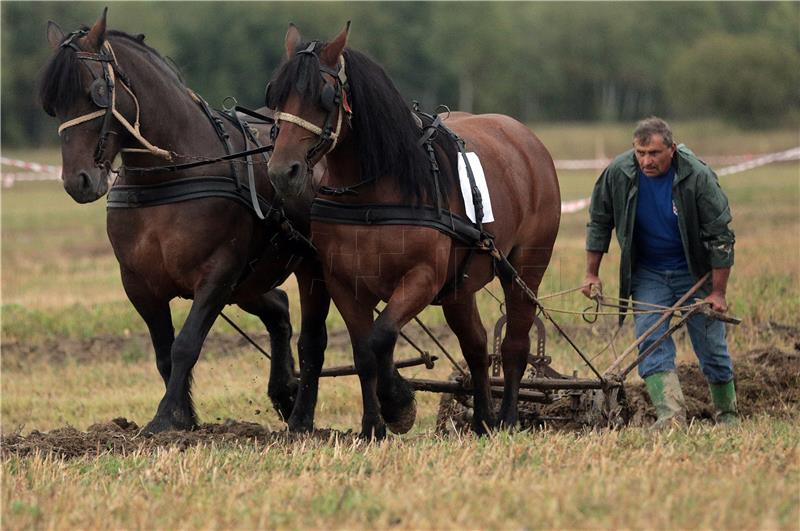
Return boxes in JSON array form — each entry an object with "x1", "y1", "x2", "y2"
[{"x1": 632, "y1": 266, "x2": 734, "y2": 384}]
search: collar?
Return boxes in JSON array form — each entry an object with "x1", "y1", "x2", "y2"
[{"x1": 621, "y1": 144, "x2": 694, "y2": 184}]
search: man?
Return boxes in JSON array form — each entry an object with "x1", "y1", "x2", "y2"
[{"x1": 582, "y1": 116, "x2": 738, "y2": 429}]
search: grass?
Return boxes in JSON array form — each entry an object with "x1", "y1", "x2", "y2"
[
  {"x1": 532, "y1": 119, "x2": 799, "y2": 160},
  {"x1": 2, "y1": 122, "x2": 799, "y2": 529},
  {"x1": 2, "y1": 419, "x2": 798, "y2": 529}
]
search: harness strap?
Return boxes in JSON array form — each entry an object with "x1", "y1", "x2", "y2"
[
  {"x1": 222, "y1": 108, "x2": 271, "y2": 220},
  {"x1": 106, "y1": 175, "x2": 316, "y2": 258},
  {"x1": 56, "y1": 41, "x2": 172, "y2": 161},
  {"x1": 57, "y1": 110, "x2": 106, "y2": 134},
  {"x1": 273, "y1": 55, "x2": 348, "y2": 160},
  {"x1": 317, "y1": 177, "x2": 375, "y2": 196},
  {"x1": 107, "y1": 175, "x2": 267, "y2": 210},
  {"x1": 310, "y1": 199, "x2": 485, "y2": 246},
  {"x1": 273, "y1": 112, "x2": 334, "y2": 140},
  {"x1": 193, "y1": 96, "x2": 241, "y2": 188}
]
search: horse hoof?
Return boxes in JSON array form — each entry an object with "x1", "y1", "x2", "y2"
[
  {"x1": 269, "y1": 379, "x2": 299, "y2": 421},
  {"x1": 472, "y1": 421, "x2": 492, "y2": 436},
  {"x1": 385, "y1": 399, "x2": 416, "y2": 434},
  {"x1": 359, "y1": 423, "x2": 387, "y2": 441},
  {"x1": 143, "y1": 415, "x2": 195, "y2": 435},
  {"x1": 287, "y1": 416, "x2": 313, "y2": 433}
]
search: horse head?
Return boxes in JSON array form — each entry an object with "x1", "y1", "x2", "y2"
[
  {"x1": 266, "y1": 23, "x2": 439, "y2": 204},
  {"x1": 40, "y1": 8, "x2": 174, "y2": 204},
  {"x1": 40, "y1": 9, "x2": 121, "y2": 203},
  {"x1": 266, "y1": 23, "x2": 351, "y2": 199}
]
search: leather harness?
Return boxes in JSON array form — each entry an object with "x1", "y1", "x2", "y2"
[
  {"x1": 267, "y1": 44, "x2": 507, "y2": 302},
  {"x1": 52, "y1": 31, "x2": 316, "y2": 259},
  {"x1": 108, "y1": 102, "x2": 316, "y2": 259},
  {"x1": 308, "y1": 109, "x2": 501, "y2": 303}
]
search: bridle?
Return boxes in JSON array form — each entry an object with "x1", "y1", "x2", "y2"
[
  {"x1": 56, "y1": 30, "x2": 172, "y2": 166},
  {"x1": 268, "y1": 42, "x2": 352, "y2": 165}
]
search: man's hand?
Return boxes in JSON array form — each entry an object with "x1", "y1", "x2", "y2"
[
  {"x1": 704, "y1": 291, "x2": 728, "y2": 313},
  {"x1": 581, "y1": 274, "x2": 603, "y2": 299}
]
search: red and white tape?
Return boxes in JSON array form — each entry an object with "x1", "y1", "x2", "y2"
[
  {"x1": 3, "y1": 149, "x2": 798, "y2": 213},
  {"x1": 1, "y1": 157, "x2": 62, "y2": 188},
  {"x1": 1, "y1": 157, "x2": 61, "y2": 174},
  {"x1": 559, "y1": 146, "x2": 799, "y2": 214}
]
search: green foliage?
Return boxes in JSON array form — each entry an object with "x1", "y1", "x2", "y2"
[
  {"x1": 3, "y1": 2, "x2": 799, "y2": 147},
  {"x1": 667, "y1": 33, "x2": 800, "y2": 126}
]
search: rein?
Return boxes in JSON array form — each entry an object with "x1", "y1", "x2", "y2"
[{"x1": 56, "y1": 34, "x2": 172, "y2": 163}]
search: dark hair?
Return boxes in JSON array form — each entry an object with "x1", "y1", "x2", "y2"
[
  {"x1": 39, "y1": 27, "x2": 88, "y2": 116},
  {"x1": 269, "y1": 44, "x2": 449, "y2": 203},
  {"x1": 633, "y1": 116, "x2": 674, "y2": 146},
  {"x1": 39, "y1": 30, "x2": 182, "y2": 117}
]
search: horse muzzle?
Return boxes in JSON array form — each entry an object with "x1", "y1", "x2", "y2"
[
  {"x1": 63, "y1": 166, "x2": 110, "y2": 204},
  {"x1": 268, "y1": 159, "x2": 308, "y2": 199}
]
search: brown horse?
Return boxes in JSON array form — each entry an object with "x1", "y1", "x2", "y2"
[
  {"x1": 267, "y1": 24, "x2": 561, "y2": 438},
  {"x1": 39, "y1": 10, "x2": 331, "y2": 434}
]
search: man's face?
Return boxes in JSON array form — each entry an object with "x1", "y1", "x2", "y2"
[{"x1": 633, "y1": 134, "x2": 676, "y2": 177}]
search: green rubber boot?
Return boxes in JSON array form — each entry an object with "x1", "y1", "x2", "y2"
[
  {"x1": 644, "y1": 371, "x2": 687, "y2": 430},
  {"x1": 709, "y1": 380, "x2": 740, "y2": 426}
]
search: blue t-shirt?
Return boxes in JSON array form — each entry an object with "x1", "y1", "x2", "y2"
[{"x1": 634, "y1": 167, "x2": 688, "y2": 271}]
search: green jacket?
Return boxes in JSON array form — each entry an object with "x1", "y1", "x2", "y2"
[{"x1": 585, "y1": 145, "x2": 735, "y2": 316}]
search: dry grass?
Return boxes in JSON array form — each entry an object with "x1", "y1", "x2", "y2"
[
  {"x1": 2, "y1": 419, "x2": 798, "y2": 529},
  {"x1": 2, "y1": 127, "x2": 799, "y2": 529}
]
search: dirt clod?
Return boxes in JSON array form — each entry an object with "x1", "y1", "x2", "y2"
[
  {"x1": 1, "y1": 419, "x2": 354, "y2": 459},
  {"x1": 2, "y1": 347, "x2": 797, "y2": 458},
  {"x1": 437, "y1": 346, "x2": 800, "y2": 432}
]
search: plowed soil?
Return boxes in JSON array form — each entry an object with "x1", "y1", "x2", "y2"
[
  {"x1": 436, "y1": 346, "x2": 800, "y2": 432},
  {"x1": 1, "y1": 417, "x2": 355, "y2": 459},
  {"x1": 2, "y1": 340, "x2": 798, "y2": 459}
]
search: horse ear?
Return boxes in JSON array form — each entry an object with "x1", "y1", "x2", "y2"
[
  {"x1": 285, "y1": 23, "x2": 301, "y2": 57},
  {"x1": 84, "y1": 6, "x2": 108, "y2": 51},
  {"x1": 321, "y1": 21, "x2": 350, "y2": 67},
  {"x1": 46, "y1": 21, "x2": 65, "y2": 49}
]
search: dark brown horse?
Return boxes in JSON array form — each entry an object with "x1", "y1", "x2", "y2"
[
  {"x1": 39, "y1": 10, "x2": 331, "y2": 434},
  {"x1": 267, "y1": 24, "x2": 561, "y2": 438}
]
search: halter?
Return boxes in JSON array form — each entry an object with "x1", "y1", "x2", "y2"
[
  {"x1": 270, "y1": 42, "x2": 351, "y2": 164},
  {"x1": 56, "y1": 32, "x2": 172, "y2": 164}
]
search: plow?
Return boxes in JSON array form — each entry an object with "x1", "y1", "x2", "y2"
[{"x1": 225, "y1": 271, "x2": 741, "y2": 430}]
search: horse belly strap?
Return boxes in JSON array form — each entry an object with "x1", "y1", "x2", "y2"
[
  {"x1": 107, "y1": 176, "x2": 317, "y2": 257},
  {"x1": 310, "y1": 199, "x2": 487, "y2": 246},
  {"x1": 107, "y1": 176, "x2": 268, "y2": 212}
]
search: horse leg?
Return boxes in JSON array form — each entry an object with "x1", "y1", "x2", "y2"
[
  {"x1": 498, "y1": 248, "x2": 550, "y2": 428},
  {"x1": 287, "y1": 267, "x2": 331, "y2": 432},
  {"x1": 119, "y1": 268, "x2": 174, "y2": 386},
  {"x1": 370, "y1": 267, "x2": 442, "y2": 435},
  {"x1": 144, "y1": 278, "x2": 236, "y2": 434},
  {"x1": 236, "y1": 288, "x2": 297, "y2": 421},
  {"x1": 442, "y1": 297, "x2": 495, "y2": 434},
  {"x1": 326, "y1": 280, "x2": 383, "y2": 439}
]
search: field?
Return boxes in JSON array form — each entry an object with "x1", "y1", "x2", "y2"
[{"x1": 2, "y1": 123, "x2": 799, "y2": 529}]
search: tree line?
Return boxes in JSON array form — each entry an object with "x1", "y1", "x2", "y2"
[{"x1": 2, "y1": 1, "x2": 798, "y2": 147}]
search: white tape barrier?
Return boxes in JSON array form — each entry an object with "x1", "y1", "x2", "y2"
[
  {"x1": 716, "y1": 147, "x2": 800, "y2": 176},
  {"x1": 559, "y1": 146, "x2": 800, "y2": 214},
  {"x1": 3, "y1": 149, "x2": 798, "y2": 213},
  {"x1": 1, "y1": 157, "x2": 62, "y2": 188}
]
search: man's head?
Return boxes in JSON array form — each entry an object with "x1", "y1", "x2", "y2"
[{"x1": 632, "y1": 116, "x2": 676, "y2": 177}]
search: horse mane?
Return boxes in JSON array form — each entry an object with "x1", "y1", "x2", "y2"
[
  {"x1": 39, "y1": 29, "x2": 184, "y2": 117},
  {"x1": 269, "y1": 43, "x2": 450, "y2": 203}
]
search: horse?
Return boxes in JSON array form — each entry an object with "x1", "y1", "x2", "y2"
[
  {"x1": 266, "y1": 23, "x2": 561, "y2": 439},
  {"x1": 39, "y1": 9, "x2": 331, "y2": 434}
]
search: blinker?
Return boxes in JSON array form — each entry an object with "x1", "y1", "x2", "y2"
[
  {"x1": 90, "y1": 78, "x2": 110, "y2": 108},
  {"x1": 320, "y1": 84, "x2": 337, "y2": 112}
]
